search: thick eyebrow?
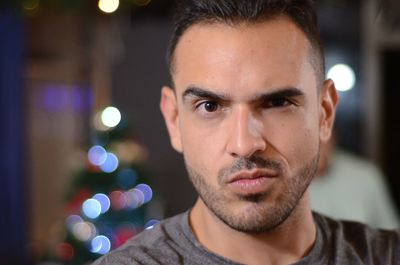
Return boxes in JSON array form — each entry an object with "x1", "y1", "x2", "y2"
[
  {"x1": 182, "y1": 86, "x2": 229, "y2": 102},
  {"x1": 182, "y1": 85, "x2": 305, "y2": 103},
  {"x1": 251, "y1": 87, "x2": 305, "y2": 103}
]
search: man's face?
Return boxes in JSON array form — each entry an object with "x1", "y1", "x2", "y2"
[{"x1": 161, "y1": 17, "x2": 337, "y2": 232}]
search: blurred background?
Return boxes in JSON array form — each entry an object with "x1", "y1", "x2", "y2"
[{"x1": 1, "y1": 0, "x2": 399, "y2": 264}]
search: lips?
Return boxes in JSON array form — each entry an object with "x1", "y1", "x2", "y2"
[{"x1": 227, "y1": 170, "x2": 277, "y2": 194}]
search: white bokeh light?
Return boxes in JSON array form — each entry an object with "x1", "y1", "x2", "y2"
[
  {"x1": 98, "y1": 0, "x2": 119, "y2": 13},
  {"x1": 82, "y1": 199, "x2": 102, "y2": 219},
  {"x1": 327, "y1": 64, "x2": 356, "y2": 92},
  {"x1": 101, "y1": 106, "x2": 121, "y2": 128}
]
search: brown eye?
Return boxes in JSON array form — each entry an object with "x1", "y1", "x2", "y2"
[
  {"x1": 270, "y1": 98, "x2": 288, "y2": 107},
  {"x1": 263, "y1": 97, "x2": 292, "y2": 108},
  {"x1": 203, "y1": 101, "x2": 219, "y2": 112}
]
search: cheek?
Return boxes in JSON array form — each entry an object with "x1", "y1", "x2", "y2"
[
  {"x1": 265, "y1": 114, "x2": 319, "y2": 166},
  {"x1": 179, "y1": 118, "x2": 221, "y2": 178}
]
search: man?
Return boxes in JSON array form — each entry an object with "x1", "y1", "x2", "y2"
[
  {"x1": 310, "y1": 134, "x2": 400, "y2": 230},
  {"x1": 95, "y1": 0, "x2": 400, "y2": 264}
]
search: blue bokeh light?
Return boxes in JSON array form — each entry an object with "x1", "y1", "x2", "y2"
[
  {"x1": 82, "y1": 198, "x2": 102, "y2": 219},
  {"x1": 65, "y1": 215, "x2": 83, "y2": 231},
  {"x1": 117, "y1": 168, "x2": 138, "y2": 189},
  {"x1": 91, "y1": 235, "x2": 111, "y2": 255},
  {"x1": 100, "y1": 153, "x2": 119, "y2": 173},
  {"x1": 93, "y1": 193, "x2": 111, "y2": 214},
  {"x1": 88, "y1": 146, "x2": 107, "y2": 166},
  {"x1": 135, "y1": 184, "x2": 153, "y2": 204},
  {"x1": 144, "y1": 219, "x2": 160, "y2": 230}
]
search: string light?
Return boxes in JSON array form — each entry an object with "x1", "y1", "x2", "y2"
[
  {"x1": 144, "y1": 219, "x2": 159, "y2": 230},
  {"x1": 88, "y1": 145, "x2": 107, "y2": 166},
  {"x1": 72, "y1": 221, "x2": 97, "y2": 241},
  {"x1": 98, "y1": 0, "x2": 120, "y2": 13},
  {"x1": 117, "y1": 168, "x2": 138, "y2": 188},
  {"x1": 124, "y1": 189, "x2": 142, "y2": 209},
  {"x1": 327, "y1": 64, "x2": 356, "y2": 92},
  {"x1": 110, "y1": 190, "x2": 127, "y2": 210},
  {"x1": 65, "y1": 215, "x2": 83, "y2": 232},
  {"x1": 91, "y1": 235, "x2": 111, "y2": 254},
  {"x1": 82, "y1": 199, "x2": 102, "y2": 219},
  {"x1": 100, "y1": 152, "x2": 119, "y2": 173},
  {"x1": 135, "y1": 184, "x2": 153, "y2": 204},
  {"x1": 101, "y1": 106, "x2": 121, "y2": 128},
  {"x1": 56, "y1": 242, "x2": 75, "y2": 261},
  {"x1": 22, "y1": 0, "x2": 40, "y2": 10},
  {"x1": 93, "y1": 193, "x2": 111, "y2": 214}
]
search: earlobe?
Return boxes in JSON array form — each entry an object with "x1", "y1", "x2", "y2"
[
  {"x1": 319, "y1": 79, "x2": 339, "y2": 143},
  {"x1": 160, "y1": 86, "x2": 183, "y2": 153}
]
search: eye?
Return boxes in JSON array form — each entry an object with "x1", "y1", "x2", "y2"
[
  {"x1": 264, "y1": 97, "x2": 293, "y2": 108},
  {"x1": 198, "y1": 101, "x2": 220, "y2": 112}
]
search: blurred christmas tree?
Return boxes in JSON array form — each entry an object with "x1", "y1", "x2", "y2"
[{"x1": 39, "y1": 106, "x2": 164, "y2": 264}]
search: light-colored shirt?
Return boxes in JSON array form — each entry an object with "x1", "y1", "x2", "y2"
[{"x1": 310, "y1": 149, "x2": 400, "y2": 229}]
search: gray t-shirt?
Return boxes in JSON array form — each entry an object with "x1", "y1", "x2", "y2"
[{"x1": 93, "y1": 211, "x2": 400, "y2": 264}]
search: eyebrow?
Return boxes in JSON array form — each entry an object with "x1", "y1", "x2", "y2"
[
  {"x1": 252, "y1": 87, "x2": 305, "y2": 103},
  {"x1": 182, "y1": 86, "x2": 229, "y2": 102},
  {"x1": 182, "y1": 85, "x2": 305, "y2": 103}
]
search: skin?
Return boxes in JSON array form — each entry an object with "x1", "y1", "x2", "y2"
[{"x1": 160, "y1": 16, "x2": 338, "y2": 265}]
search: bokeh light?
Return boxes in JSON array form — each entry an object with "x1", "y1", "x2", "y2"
[
  {"x1": 98, "y1": 0, "x2": 119, "y2": 13},
  {"x1": 124, "y1": 190, "x2": 141, "y2": 209},
  {"x1": 72, "y1": 221, "x2": 97, "y2": 241},
  {"x1": 110, "y1": 190, "x2": 127, "y2": 210},
  {"x1": 101, "y1": 106, "x2": 121, "y2": 128},
  {"x1": 135, "y1": 184, "x2": 153, "y2": 204},
  {"x1": 327, "y1": 63, "x2": 356, "y2": 92},
  {"x1": 100, "y1": 152, "x2": 119, "y2": 173},
  {"x1": 93, "y1": 193, "x2": 111, "y2": 214},
  {"x1": 114, "y1": 224, "x2": 136, "y2": 247},
  {"x1": 145, "y1": 219, "x2": 160, "y2": 230},
  {"x1": 82, "y1": 199, "x2": 102, "y2": 219},
  {"x1": 93, "y1": 111, "x2": 110, "y2": 131},
  {"x1": 56, "y1": 242, "x2": 75, "y2": 261},
  {"x1": 117, "y1": 168, "x2": 138, "y2": 189},
  {"x1": 132, "y1": 188, "x2": 145, "y2": 208},
  {"x1": 22, "y1": 0, "x2": 40, "y2": 10},
  {"x1": 65, "y1": 215, "x2": 83, "y2": 232},
  {"x1": 91, "y1": 235, "x2": 112, "y2": 254},
  {"x1": 88, "y1": 145, "x2": 107, "y2": 166}
]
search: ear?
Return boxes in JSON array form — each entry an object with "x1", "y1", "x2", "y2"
[
  {"x1": 319, "y1": 79, "x2": 339, "y2": 143},
  {"x1": 160, "y1": 86, "x2": 183, "y2": 153}
]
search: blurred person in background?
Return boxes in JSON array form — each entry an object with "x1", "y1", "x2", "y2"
[{"x1": 309, "y1": 133, "x2": 400, "y2": 229}]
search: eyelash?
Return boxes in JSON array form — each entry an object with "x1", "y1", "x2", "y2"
[
  {"x1": 195, "y1": 100, "x2": 221, "y2": 113},
  {"x1": 193, "y1": 97, "x2": 296, "y2": 117},
  {"x1": 262, "y1": 97, "x2": 295, "y2": 108}
]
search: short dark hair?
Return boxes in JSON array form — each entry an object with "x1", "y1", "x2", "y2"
[{"x1": 167, "y1": 0, "x2": 325, "y2": 84}]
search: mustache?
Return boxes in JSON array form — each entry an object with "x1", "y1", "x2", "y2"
[{"x1": 218, "y1": 156, "x2": 284, "y2": 183}]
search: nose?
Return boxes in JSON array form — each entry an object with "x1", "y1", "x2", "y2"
[{"x1": 226, "y1": 106, "x2": 266, "y2": 158}]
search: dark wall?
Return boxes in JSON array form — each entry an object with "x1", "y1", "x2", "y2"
[
  {"x1": 112, "y1": 17, "x2": 197, "y2": 217},
  {"x1": 382, "y1": 50, "x2": 400, "y2": 210},
  {"x1": 0, "y1": 8, "x2": 28, "y2": 264}
]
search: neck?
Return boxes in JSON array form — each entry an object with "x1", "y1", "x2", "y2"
[{"x1": 189, "y1": 193, "x2": 316, "y2": 265}]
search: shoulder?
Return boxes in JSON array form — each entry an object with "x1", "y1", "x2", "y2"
[
  {"x1": 313, "y1": 212, "x2": 400, "y2": 263},
  {"x1": 93, "y1": 212, "x2": 191, "y2": 265}
]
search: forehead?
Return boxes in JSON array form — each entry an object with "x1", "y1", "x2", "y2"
[{"x1": 172, "y1": 17, "x2": 315, "y2": 96}]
